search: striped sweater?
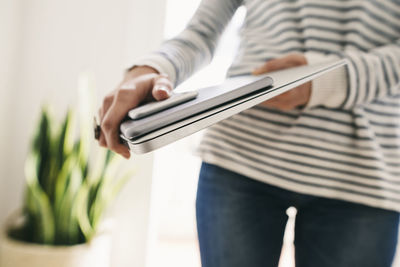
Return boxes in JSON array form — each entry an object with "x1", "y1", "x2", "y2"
[{"x1": 134, "y1": 0, "x2": 400, "y2": 211}]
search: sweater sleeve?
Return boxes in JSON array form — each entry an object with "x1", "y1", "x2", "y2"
[
  {"x1": 306, "y1": 39, "x2": 400, "y2": 109},
  {"x1": 131, "y1": 0, "x2": 243, "y2": 87}
]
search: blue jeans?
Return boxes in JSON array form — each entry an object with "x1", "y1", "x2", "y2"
[{"x1": 196, "y1": 162, "x2": 400, "y2": 267}]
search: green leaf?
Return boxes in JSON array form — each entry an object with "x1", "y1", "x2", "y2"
[
  {"x1": 32, "y1": 108, "x2": 54, "y2": 195},
  {"x1": 54, "y1": 155, "x2": 76, "y2": 215},
  {"x1": 77, "y1": 73, "x2": 95, "y2": 178},
  {"x1": 75, "y1": 183, "x2": 94, "y2": 241},
  {"x1": 57, "y1": 109, "x2": 76, "y2": 169},
  {"x1": 56, "y1": 167, "x2": 82, "y2": 245},
  {"x1": 24, "y1": 152, "x2": 55, "y2": 244},
  {"x1": 86, "y1": 148, "x2": 111, "y2": 208},
  {"x1": 88, "y1": 154, "x2": 119, "y2": 228}
]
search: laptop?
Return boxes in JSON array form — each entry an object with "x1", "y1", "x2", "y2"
[{"x1": 120, "y1": 59, "x2": 347, "y2": 154}]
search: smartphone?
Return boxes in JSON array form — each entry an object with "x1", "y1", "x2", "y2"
[{"x1": 128, "y1": 91, "x2": 198, "y2": 120}]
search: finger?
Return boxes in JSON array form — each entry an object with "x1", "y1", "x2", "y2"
[
  {"x1": 98, "y1": 127, "x2": 107, "y2": 147},
  {"x1": 252, "y1": 59, "x2": 278, "y2": 75},
  {"x1": 273, "y1": 90, "x2": 294, "y2": 100},
  {"x1": 253, "y1": 58, "x2": 296, "y2": 75},
  {"x1": 101, "y1": 85, "x2": 151, "y2": 158},
  {"x1": 99, "y1": 133, "x2": 107, "y2": 147},
  {"x1": 286, "y1": 53, "x2": 308, "y2": 65},
  {"x1": 102, "y1": 100, "x2": 132, "y2": 158},
  {"x1": 273, "y1": 104, "x2": 296, "y2": 111},
  {"x1": 252, "y1": 56, "x2": 294, "y2": 75},
  {"x1": 261, "y1": 99, "x2": 297, "y2": 110},
  {"x1": 97, "y1": 108, "x2": 107, "y2": 147},
  {"x1": 101, "y1": 89, "x2": 142, "y2": 158},
  {"x1": 98, "y1": 95, "x2": 114, "y2": 147},
  {"x1": 100, "y1": 94, "x2": 115, "y2": 122},
  {"x1": 260, "y1": 88, "x2": 298, "y2": 109},
  {"x1": 261, "y1": 84, "x2": 309, "y2": 110},
  {"x1": 264, "y1": 90, "x2": 295, "y2": 104},
  {"x1": 152, "y1": 75, "x2": 173, "y2": 101},
  {"x1": 253, "y1": 54, "x2": 308, "y2": 75}
]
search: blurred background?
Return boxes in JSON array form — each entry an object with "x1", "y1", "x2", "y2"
[{"x1": 0, "y1": 0, "x2": 398, "y2": 267}]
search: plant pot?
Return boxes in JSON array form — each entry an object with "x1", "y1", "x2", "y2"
[{"x1": 0, "y1": 213, "x2": 113, "y2": 267}]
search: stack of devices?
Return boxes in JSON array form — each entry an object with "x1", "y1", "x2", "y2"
[{"x1": 120, "y1": 59, "x2": 347, "y2": 154}]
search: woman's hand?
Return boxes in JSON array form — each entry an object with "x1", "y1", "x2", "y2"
[
  {"x1": 253, "y1": 54, "x2": 311, "y2": 110},
  {"x1": 98, "y1": 66, "x2": 173, "y2": 159}
]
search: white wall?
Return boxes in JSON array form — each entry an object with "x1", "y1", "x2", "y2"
[
  {"x1": 0, "y1": 0, "x2": 166, "y2": 266},
  {"x1": 0, "y1": 0, "x2": 23, "y2": 225}
]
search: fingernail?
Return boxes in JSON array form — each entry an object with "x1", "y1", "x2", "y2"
[{"x1": 155, "y1": 85, "x2": 171, "y2": 96}]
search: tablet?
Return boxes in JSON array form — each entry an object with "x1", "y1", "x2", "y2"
[{"x1": 121, "y1": 74, "x2": 273, "y2": 138}]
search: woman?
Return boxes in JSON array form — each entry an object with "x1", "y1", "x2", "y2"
[{"x1": 98, "y1": 1, "x2": 400, "y2": 266}]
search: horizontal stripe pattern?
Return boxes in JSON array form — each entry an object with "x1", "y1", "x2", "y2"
[{"x1": 137, "y1": 0, "x2": 400, "y2": 211}]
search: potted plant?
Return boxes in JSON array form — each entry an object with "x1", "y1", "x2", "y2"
[{"x1": 0, "y1": 101, "x2": 132, "y2": 267}]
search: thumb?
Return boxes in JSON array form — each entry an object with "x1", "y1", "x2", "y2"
[{"x1": 152, "y1": 75, "x2": 173, "y2": 101}]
